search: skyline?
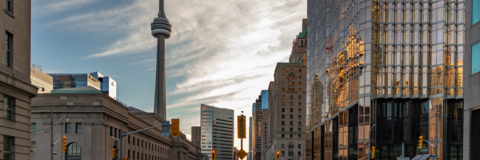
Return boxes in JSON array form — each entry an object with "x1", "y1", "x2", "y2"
[{"x1": 31, "y1": 0, "x2": 307, "y2": 151}]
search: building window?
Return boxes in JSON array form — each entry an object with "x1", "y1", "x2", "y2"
[
  {"x1": 76, "y1": 123, "x2": 82, "y2": 133},
  {"x1": 299, "y1": 75, "x2": 302, "y2": 79},
  {"x1": 290, "y1": 115, "x2": 293, "y2": 119},
  {"x1": 65, "y1": 123, "x2": 71, "y2": 133},
  {"x1": 298, "y1": 95, "x2": 301, "y2": 99},
  {"x1": 282, "y1": 95, "x2": 285, "y2": 99},
  {"x1": 282, "y1": 68, "x2": 285, "y2": 73},
  {"x1": 282, "y1": 81, "x2": 285, "y2": 85},
  {"x1": 292, "y1": 88, "x2": 295, "y2": 92},
  {"x1": 31, "y1": 141, "x2": 36, "y2": 153},
  {"x1": 282, "y1": 144, "x2": 285, "y2": 148},
  {"x1": 290, "y1": 128, "x2": 293, "y2": 131},
  {"x1": 473, "y1": 42, "x2": 480, "y2": 74},
  {"x1": 5, "y1": 0, "x2": 13, "y2": 13},
  {"x1": 290, "y1": 102, "x2": 293, "y2": 106},
  {"x1": 282, "y1": 75, "x2": 285, "y2": 79},
  {"x1": 5, "y1": 31, "x2": 13, "y2": 68},
  {"x1": 282, "y1": 102, "x2": 285, "y2": 106},
  {"x1": 282, "y1": 128, "x2": 285, "y2": 131},
  {"x1": 282, "y1": 121, "x2": 285, "y2": 125},
  {"x1": 290, "y1": 69, "x2": 293, "y2": 72},
  {"x1": 298, "y1": 115, "x2": 301, "y2": 119},
  {"x1": 290, "y1": 95, "x2": 293, "y2": 99},
  {"x1": 298, "y1": 108, "x2": 301, "y2": 113},
  {"x1": 290, "y1": 108, "x2": 293, "y2": 112},
  {"x1": 474, "y1": 0, "x2": 480, "y2": 25},
  {"x1": 298, "y1": 121, "x2": 301, "y2": 125},
  {"x1": 3, "y1": 136, "x2": 14, "y2": 160},
  {"x1": 282, "y1": 88, "x2": 285, "y2": 92},
  {"x1": 66, "y1": 143, "x2": 81, "y2": 160},
  {"x1": 282, "y1": 115, "x2": 285, "y2": 119},
  {"x1": 290, "y1": 121, "x2": 293, "y2": 125},
  {"x1": 282, "y1": 134, "x2": 285, "y2": 138},
  {"x1": 298, "y1": 127, "x2": 301, "y2": 131},
  {"x1": 31, "y1": 123, "x2": 36, "y2": 133},
  {"x1": 4, "y1": 96, "x2": 14, "y2": 121},
  {"x1": 299, "y1": 69, "x2": 301, "y2": 72},
  {"x1": 110, "y1": 127, "x2": 112, "y2": 136},
  {"x1": 299, "y1": 102, "x2": 302, "y2": 105},
  {"x1": 282, "y1": 108, "x2": 285, "y2": 112},
  {"x1": 298, "y1": 134, "x2": 301, "y2": 138}
]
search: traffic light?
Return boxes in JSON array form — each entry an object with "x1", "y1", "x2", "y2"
[
  {"x1": 211, "y1": 150, "x2": 217, "y2": 160},
  {"x1": 122, "y1": 157, "x2": 128, "y2": 160},
  {"x1": 237, "y1": 116, "x2": 246, "y2": 138},
  {"x1": 418, "y1": 135, "x2": 423, "y2": 148},
  {"x1": 276, "y1": 151, "x2": 281, "y2": 159},
  {"x1": 62, "y1": 136, "x2": 67, "y2": 152},
  {"x1": 371, "y1": 146, "x2": 375, "y2": 158},
  {"x1": 171, "y1": 119, "x2": 180, "y2": 137},
  {"x1": 112, "y1": 148, "x2": 116, "y2": 158}
]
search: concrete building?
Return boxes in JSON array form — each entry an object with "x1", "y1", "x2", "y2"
[
  {"x1": 0, "y1": 0, "x2": 38, "y2": 160},
  {"x1": 290, "y1": 19, "x2": 307, "y2": 67},
  {"x1": 191, "y1": 126, "x2": 201, "y2": 147},
  {"x1": 30, "y1": 66, "x2": 53, "y2": 94},
  {"x1": 266, "y1": 62, "x2": 307, "y2": 160},
  {"x1": 306, "y1": 0, "x2": 465, "y2": 159},
  {"x1": 464, "y1": 0, "x2": 480, "y2": 159},
  {"x1": 31, "y1": 91, "x2": 204, "y2": 160},
  {"x1": 260, "y1": 109, "x2": 269, "y2": 160},
  {"x1": 200, "y1": 104, "x2": 234, "y2": 160}
]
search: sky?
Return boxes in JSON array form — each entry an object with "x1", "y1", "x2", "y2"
[{"x1": 32, "y1": 0, "x2": 307, "y2": 151}]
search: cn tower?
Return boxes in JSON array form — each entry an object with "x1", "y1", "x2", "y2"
[{"x1": 151, "y1": 0, "x2": 171, "y2": 119}]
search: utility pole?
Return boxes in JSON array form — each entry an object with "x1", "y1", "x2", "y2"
[{"x1": 51, "y1": 110, "x2": 53, "y2": 160}]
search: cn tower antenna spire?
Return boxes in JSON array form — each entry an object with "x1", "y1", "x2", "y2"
[
  {"x1": 159, "y1": 0, "x2": 164, "y2": 16},
  {"x1": 151, "y1": 0, "x2": 171, "y2": 119}
]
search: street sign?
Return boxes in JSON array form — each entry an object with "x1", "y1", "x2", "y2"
[
  {"x1": 236, "y1": 149, "x2": 247, "y2": 159},
  {"x1": 53, "y1": 152, "x2": 57, "y2": 156}
]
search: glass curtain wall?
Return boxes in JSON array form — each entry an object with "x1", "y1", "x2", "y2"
[{"x1": 306, "y1": 0, "x2": 464, "y2": 159}]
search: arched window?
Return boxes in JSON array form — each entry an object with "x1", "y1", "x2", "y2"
[{"x1": 66, "y1": 143, "x2": 81, "y2": 160}]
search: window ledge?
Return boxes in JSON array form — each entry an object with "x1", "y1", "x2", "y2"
[{"x1": 4, "y1": 9, "x2": 14, "y2": 18}]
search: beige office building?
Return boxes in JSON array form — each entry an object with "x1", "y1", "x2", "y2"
[
  {"x1": 265, "y1": 62, "x2": 306, "y2": 160},
  {"x1": 31, "y1": 90, "x2": 204, "y2": 160},
  {"x1": 0, "y1": 0, "x2": 38, "y2": 160}
]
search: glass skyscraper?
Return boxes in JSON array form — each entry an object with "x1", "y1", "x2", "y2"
[
  {"x1": 306, "y1": 0, "x2": 464, "y2": 159},
  {"x1": 252, "y1": 90, "x2": 268, "y2": 160}
]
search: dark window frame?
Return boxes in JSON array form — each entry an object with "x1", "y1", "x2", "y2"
[{"x1": 5, "y1": 31, "x2": 13, "y2": 68}]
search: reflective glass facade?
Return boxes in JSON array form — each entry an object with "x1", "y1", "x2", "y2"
[
  {"x1": 473, "y1": 0, "x2": 480, "y2": 25},
  {"x1": 306, "y1": 0, "x2": 464, "y2": 159},
  {"x1": 472, "y1": 42, "x2": 480, "y2": 74}
]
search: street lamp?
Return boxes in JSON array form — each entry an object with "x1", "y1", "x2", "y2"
[{"x1": 48, "y1": 110, "x2": 69, "y2": 160}]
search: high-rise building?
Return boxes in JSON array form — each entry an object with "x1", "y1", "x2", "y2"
[
  {"x1": 252, "y1": 90, "x2": 268, "y2": 160},
  {"x1": 151, "y1": 0, "x2": 172, "y2": 119},
  {"x1": 90, "y1": 71, "x2": 117, "y2": 100},
  {"x1": 464, "y1": 0, "x2": 479, "y2": 159},
  {"x1": 30, "y1": 66, "x2": 53, "y2": 94},
  {"x1": 1, "y1": 1, "x2": 38, "y2": 160},
  {"x1": 266, "y1": 62, "x2": 306, "y2": 160},
  {"x1": 260, "y1": 108, "x2": 269, "y2": 156},
  {"x1": 200, "y1": 104, "x2": 234, "y2": 160},
  {"x1": 306, "y1": 0, "x2": 465, "y2": 159},
  {"x1": 192, "y1": 126, "x2": 202, "y2": 146},
  {"x1": 249, "y1": 116, "x2": 253, "y2": 160}
]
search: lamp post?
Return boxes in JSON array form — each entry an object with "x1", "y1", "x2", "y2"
[
  {"x1": 49, "y1": 110, "x2": 69, "y2": 160},
  {"x1": 368, "y1": 124, "x2": 377, "y2": 160}
]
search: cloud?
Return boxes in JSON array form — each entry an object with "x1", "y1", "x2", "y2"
[{"x1": 39, "y1": 0, "x2": 307, "y2": 152}]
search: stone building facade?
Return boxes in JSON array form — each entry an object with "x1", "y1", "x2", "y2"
[
  {"x1": 31, "y1": 92, "x2": 204, "y2": 160},
  {"x1": 464, "y1": 0, "x2": 480, "y2": 159},
  {"x1": 0, "y1": 0, "x2": 38, "y2": 160},
  {"x1": 264, "y1": 62, "x2": 307, "y2": 160}
]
